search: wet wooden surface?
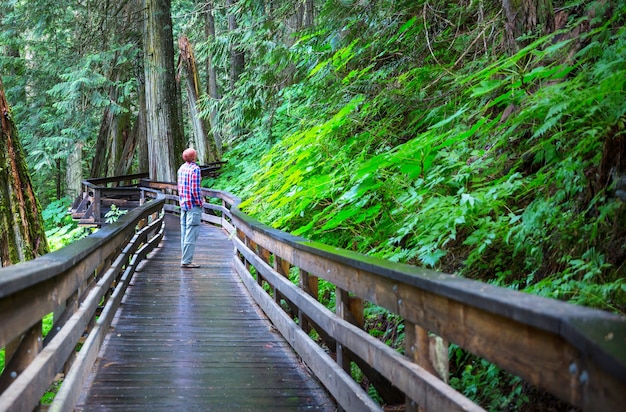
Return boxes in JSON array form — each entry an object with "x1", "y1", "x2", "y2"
[{"x1": 77, "y1": 214, "x2": 336, "y2": 411}]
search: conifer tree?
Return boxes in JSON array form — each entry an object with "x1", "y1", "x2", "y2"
[
  {"x1": 0, "y1": 75, "x2": 49, "y2": 267},
  {"x1": 144, "y1": 0, "x2": 182, "y2": 182}
]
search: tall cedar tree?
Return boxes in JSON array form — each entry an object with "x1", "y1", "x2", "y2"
[
  {"x1": 143, "y1": 0, "x2": 182, "y2": 182},
  {"x1": 0, "y1": 75, "x2": 49, "y2": 267}
]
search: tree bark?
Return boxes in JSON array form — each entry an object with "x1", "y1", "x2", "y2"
[
  {"x1": 227, "y1": 0, "x2": 245, "y2": 89},
  {"x1": 135, "y1": 75, "x2": 149, "y2": 173},
  {"x1": 143, "y1": 0, "x2": 180, "y2": 182},
  {"x1": 304, "y1": 0, "x2": 314, "y2": 28},
  {"x1": 0, "y1": 75, "x2": 49, "y2": 267},
  {"x1": 66, "y1": 141, "x2": 83, "y2": 199},
  {"x1": 178, "y1": 35, "x2": 220, "y2": 164},
  {"x1": 502, "y1": 0, "x2": 554, "y2": 52},
  {"x1": 113, "y1": 109, "x2": 135, "y2": 176},
  {"x1": 90, "y1": 104, "x2": 114, "y2": 178},
  {"x1": 106, "y1": 71, "x2": 131, "y2": 178},
  {"x1": 205, "y1": 0, "x2": 223, "y2": 154},
  {"x1": 91, "y1": 60, "x2": 122, "y2": 179}
]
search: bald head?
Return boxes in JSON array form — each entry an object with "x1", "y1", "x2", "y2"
[{"x1": 182, "y1": 148, "x2": 197, "y2": 163}]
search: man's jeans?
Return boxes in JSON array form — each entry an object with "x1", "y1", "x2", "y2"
[{"x1": 180, "y1": 206, "x2": 202, "y2": 265}]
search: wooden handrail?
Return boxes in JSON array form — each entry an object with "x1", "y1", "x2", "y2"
[
  {"x1": 0, "y1": 187, "x2": 165, "y2": 411},
  {"x1": 145, "y1": 181, "x2": 626, "y2": 411},
  {"x1": 1, "y1": 175, "x2": 624, "y2": 412},
  {"x1": 83, "y1": 172, "x2": 149, "y2": 187}
]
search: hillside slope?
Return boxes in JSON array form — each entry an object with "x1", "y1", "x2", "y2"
[{"x1": 212, "y1": 0, "x2": 626, "y2": 315}]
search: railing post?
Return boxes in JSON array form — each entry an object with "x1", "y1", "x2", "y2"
[
  {"x1": 0, "y1": 321, "x2": 43, "y2": 394},
  {"x1": 274, "y1": 256, "x2": 299, "y2": 318},
  {"x1": 93, "y1": 188, "x2": 101, "y2": 225},
  {"x1": 273, "y1": 256, "x2": 291, "y2": 302},
  {"x1": 405, "y1": 322, "x2": 449, "y2": 411},
  {"x1": 299, "y1": 269, "x2": 318, "y2": 334},
  {"x1": 251, "y1": 242, "x2": 271, "y2": 289},
  {"x1": 221, "y1": 199, "x2": 227, "y2": 228},
  {"x1": 241, "y1": 232, "x2": 252, "y2": 272},
  {"x1": 335, "y1": 288, "x2": 364, "y2": 374}
]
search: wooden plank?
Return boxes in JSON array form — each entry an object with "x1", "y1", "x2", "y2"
[
  {"x1": 51, "y1": 217, "x2": 164, "y2": 412},
  {"x1": 234, "y1": 258, "x2": 382, "y2": 412},
  {"x1": 74, "y1": 214, "x2": 335, "y2": 411},
  {"x1": 230, "y1": 210, "x2": 626, "y2": 409},
  {"x1": 234, "y1": 236, "x2": 481, "y2": 412},
  {"x1": 85, "y1": 172, "x2": 149, "y2": 186}
]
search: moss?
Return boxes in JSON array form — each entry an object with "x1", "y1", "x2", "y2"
[{"x1": 0, "y1": 78, "x2": 49, "y2": 265}]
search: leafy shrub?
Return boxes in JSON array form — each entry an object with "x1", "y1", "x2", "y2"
[
  {"x1": 42, "y1": 198, "x2": 92, "y2": 251},
  {"x1": 209, "y1": 1, "x2": 626, "y2": 409}
]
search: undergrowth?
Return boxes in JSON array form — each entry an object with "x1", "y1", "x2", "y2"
[
  {"x1": 216, "y1": 1, "x2": 626, "y2": 315},
  {"x1": 1, "y1": 198, "x2": 84, "y2": 402},
  {"x1": 42, "y1": 197, "x2": 92, "y2": 251},
  {"x1": 207, "y1": 0, "x2": 626, "y2": 409}
]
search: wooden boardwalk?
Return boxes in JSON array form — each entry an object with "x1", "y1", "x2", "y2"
[{"x1": 76, "y1": 214, "x2": 336, "y2": 411}]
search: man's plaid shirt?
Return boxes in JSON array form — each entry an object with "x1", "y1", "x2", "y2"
[{"x1": 177, "y1": 161, "x2": 203, "y2": 211}]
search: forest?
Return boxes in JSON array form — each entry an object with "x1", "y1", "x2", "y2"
[{"x1": 1, "y1": 0, "x2": 625, "y2": 410}]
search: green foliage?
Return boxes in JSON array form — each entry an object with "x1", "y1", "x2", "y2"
[
  {"x1": 207, "y1": 1, "x2": 626, "y2": 409},
  {"x1": 1, "y1": 1, "x2": 142, "y2": 202},
  {"x1": 104, "y1": 204, "x2": 128, "y2": 224},
  {"x1": 41, "y1": 380, "x2": 62, "y2": 405},
  {"x1": 42, "y1": 198, "x2": 92, "y2": 251},
  {"x1": 350, "y1": 362, "x2": 383, "y2": 405},
  {"x1": 218, "y1": 1, "x2": 626, "y2": 315},
  {"x1": 449, "y1": 345, "x2": 529, "y2": 411},
  {"x1": 364, "y1": 305, "x2": 405, "y2": 349}
]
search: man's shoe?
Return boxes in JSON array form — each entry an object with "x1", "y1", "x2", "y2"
[{"x1": 181, "y1": 263, "x2": 200, "y2": 268}]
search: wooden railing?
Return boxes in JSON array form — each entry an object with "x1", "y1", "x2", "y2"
[
  {"x1": 70, "y1": 173, "x2": 150, "y2": 226},
  {"x1": 0, "y1": 183, "x2": 165, "y2": 412},
  {"x1": 145, "y1": 180, "x2": 626, "y2": 412},
  {"x1": 1, "y1": 176, "x2": 625, "y2": 411}
]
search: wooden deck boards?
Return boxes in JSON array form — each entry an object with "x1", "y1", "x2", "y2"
[{"x1": 76, "y1": 214, "x2": 336, "y2": 411}]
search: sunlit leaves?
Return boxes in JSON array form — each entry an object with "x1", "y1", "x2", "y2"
[{"x1": 213, "y1": 0, "x2": 626, "y2": 315}]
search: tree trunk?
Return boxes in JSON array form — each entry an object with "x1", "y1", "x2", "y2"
[
  {"x1": 143, "y1": 0, "x2": 180, "y2": 182},
  {"x1": 304, "y1": 0, "x2": 314, "y2": 28},
  {"x1": 205, "y1": 0, "x2": 223, "y2": 154},
  {"x1": 136, "y1": 75, "x2": 149, "y2": 173},
  {"x1": 106, "y1": 70, "x2": 131, "y2": 178},
  {"x1": 66, "y1": 141, "x2": 83, "y2": 199},
  {"x1": 133, "y1": 0, "x2": 149, "y2": 174},
  {"x1": 113, "y1": 109, "x2": 135, "y2": 176},
  {"x1": 0, "y1": 75, "x2": 49, "y2": 267},
  {"x1": 227, "y1": 0, "x2": 245, "y2": 89},
  {"x1": 178, "y1": 35, "x2": 220, "y2": 164},
  {"x1": 90, "y1": 61, "x2": 122, "y2": 178},
  {"x1": 502, "y1": 0, "x2": 554, "y2": 52},
  {"x1": 91, "y1": 106, "x2": 113, "y2": 178}
]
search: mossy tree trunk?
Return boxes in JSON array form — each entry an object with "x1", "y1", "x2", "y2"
[
  {"x1": 204, "y1": 0, "x2": 223, "y2": 155},
  {"x1": 226, "y1": 0, "x2": 245, "y2": 89},
  {"x1": 66, "y1": 141, "x2": 83, "y2": 199},
  {"x1": 143, "y1": 0, "x2": 180, "y2": 182},
  {"x1": 0, "y1": 75, "x2": 49, "y2": 267},
  {"x1": 178, "y1": 35, "x2": 220, "y2": 165},
  {"x1": 135, "y1": 75, "x2": 149, "y2": 174}
]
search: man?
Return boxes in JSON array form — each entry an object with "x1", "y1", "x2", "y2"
[{"x1": 177, "y1": 148, "x2": 203, "y2": 268}]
